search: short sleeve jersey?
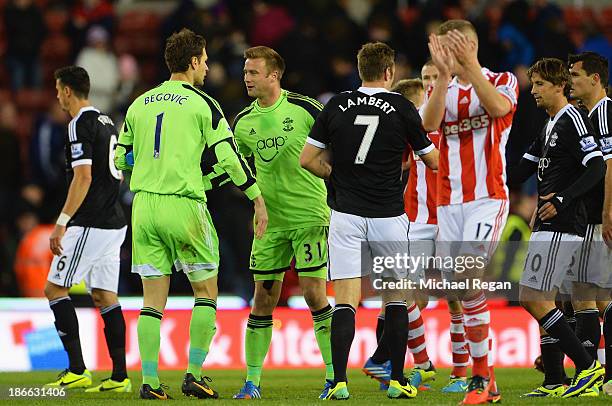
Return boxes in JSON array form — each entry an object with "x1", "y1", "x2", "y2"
[
  {"x1": 404, "y1": 130, "x2": 440, "y2": 225},
  {"x1": 119, "y1": 81, "x2": 233, "y2": 201},
  {"x1": 522, "y1": 104, "x2": 604, "y2": 235},
  {"x1": 428, "y1": 68, "x2": 518, "y2": 206},
  {"x1": 585, "y1": 96, "x2": 612, "y2": 224},
  {"x1": 232, "y1": 90, "x2": 329, "y2": 232},
  {"x1": 307, "y1": 87, "x2": 434, "y2": 218},
  {"x1": 64, "y1": 106, "x2": 125, "y2": 229}
]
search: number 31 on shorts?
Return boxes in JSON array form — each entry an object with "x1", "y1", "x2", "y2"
[{"x1": 303, "y1": 242, "x2": 323, "y2": 262}]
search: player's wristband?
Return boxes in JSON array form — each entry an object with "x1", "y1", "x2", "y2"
[
  {"x1": 56, "y1": 213, "x2": 71, "y2": 226},
  {"x1": 125, "y1": 151, "x2": 134, "y2": 167}
]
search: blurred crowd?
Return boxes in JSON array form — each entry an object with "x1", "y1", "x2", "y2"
[{"x1": 1, "y1": 0, "x2": 611, "y2": 300}]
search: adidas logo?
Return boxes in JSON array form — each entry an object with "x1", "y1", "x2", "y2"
[
  {"x1": 57, "y1": 330, "x2": 67, "y2": 337},
  {"x1": 582, "y1": 340, "x2": 595, "y2": 348},
  {"x1": 249, "y1": 128, "x2": 257, "y2": 136},
  {"x1": 556, "y1": 196, "x2": 563, "y2": 203},
  {"x1": 529, "y1": 275, "x2": 538, "y2": 283},
  {"x1": 459, "y1": 96, "x2": 469, "y2": 104}
]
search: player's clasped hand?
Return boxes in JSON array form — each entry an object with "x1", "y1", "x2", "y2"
[
  {"x1": 253, "y1": 195, "x2": 268, "y2": 239},
  {"x1": 538, "y1": 193, "x2": 558, "y2": 221},
  {"x1": 427, "y1": 33, "x2": 453, "y2": 78},
  {"x1": 445, "y1": 29, "x2": 478, "y2": 69},
  {"x1": 49, "y1": 224, "x2": 66, "y2": 255}
]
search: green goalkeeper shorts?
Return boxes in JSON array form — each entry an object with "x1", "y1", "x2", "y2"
[
  {"x1": 131, "y1": 191, "x2": 219, "y2": 281},
  {"x1": 250, "y1": 226, "x2": 328, "y2": 281}
]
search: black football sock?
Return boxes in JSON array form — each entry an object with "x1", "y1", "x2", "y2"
[
  {"x1": 371, "y1": 314, "x2": 390, "y2": 364},
  {"x1": 540, "y1": 334, "x2": 564, "y2": 386},
  {"x1": 101, "y1": 303, "x2": 128, "y2": 381},
  {"x1": 575, "y1": 308, "x2": 601, "y2": 362},
  {"x1": 376, "y1": 314, "x2": 385, "y2": 342},
  {"x1": 49, "y1": 296, "x2": 85, "y2": 374},
  {"x1": 331, "y1": 304, "x2": 355, "y2": 384},
  {"x1": 385, "y1": 301, "x2": 408, "y2": 383},
  {"x1": 539, "y1": 309, "x2": 592, "y2": 371},
  {"x1": 562, "y1": 301, "x2": 576, "y2": 331}
]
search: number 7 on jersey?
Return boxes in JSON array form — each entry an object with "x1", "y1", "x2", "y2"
[{"x1": 354, "y1": 115, "x2": 379, "y2": 164}]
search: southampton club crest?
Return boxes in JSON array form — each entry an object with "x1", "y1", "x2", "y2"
[{"x1": 282, "y1": 117, "x2": 294, "y2": 132}]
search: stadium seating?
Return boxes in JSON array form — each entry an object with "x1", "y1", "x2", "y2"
[{"x1": 44, "y1": 8, "x2": 68, "y2": 34}]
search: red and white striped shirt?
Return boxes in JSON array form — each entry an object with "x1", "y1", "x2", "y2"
[
  {"x1": 404, "y1": 130, "x2": 440, "y2": 224},
  {"x1": 432, "y1": 68, "x2": 518, "y2": 206}
]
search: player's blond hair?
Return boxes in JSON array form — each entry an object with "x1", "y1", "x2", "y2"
[
  {"x1": 357, "y1": 42, "x2": 395, "y2": 82},
  {"x1": 244, "y1": 46, "x2": 286, "y2": 80},
  {"x1": 392, "y1": 79, "x2": 424, "y2": 105},
  {"x1": 437, "y1": 19, "x2": 478, "y2": 42}
]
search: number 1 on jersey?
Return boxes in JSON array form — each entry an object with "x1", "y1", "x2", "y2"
[
  {"x1": 154, "y1": 112, "x2": 164, "y2": 159},
  {"x1": 354, "y1": 115, "x2": 379, "y2": 164}
]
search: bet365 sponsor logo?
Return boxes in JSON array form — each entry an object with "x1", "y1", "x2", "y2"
[
  {"x1": 444, "y1": 114, "x2": 490, "y2": 136},
  {"x1": 256, "y1": 135, "x2": 288, "y2": 162}
]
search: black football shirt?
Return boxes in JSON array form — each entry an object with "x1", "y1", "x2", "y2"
[
  {"x1": 64, "y1": 106, "x2": 126, "y2": 229},
  {"x1": 523, "y1": 104, "x2": 603, "y2": 235},
  {"x1": 584, "y1": 96, "x2": 612, "y2": 224},
  {"x1": 307, "y1": 87, "x2": 434, "y2": 218}
]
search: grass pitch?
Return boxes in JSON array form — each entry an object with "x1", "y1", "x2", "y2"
[{"x1": 0, "y1": 368, "x2": 608, "y2": 404}]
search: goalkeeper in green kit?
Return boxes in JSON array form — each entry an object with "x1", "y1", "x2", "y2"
[
  {"x1": 114, "y1": 29, "x2": 268, "y2": 400},
  {"x1": 228, "y1": 46, "x2": 334, "y2": 400}
]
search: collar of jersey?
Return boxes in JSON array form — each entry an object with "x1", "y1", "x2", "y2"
[
  {"x1": 588, "y1": 96, "x2": 611, "y2": 117},
  {"x1": 546, "y1": 103, "x2": 572, "y2": 138},
  {"x1": 254, "y1": 89, "x2": 285, "y2": 112},
  {"x1": 75, "y1": 106, "x2": 99, "y2": 116},
  {"x1": 550, "y1": 104, "x2": 572, "y2": 124},
  {"x1": 70, "y1": 106, "x2": 100, "y2": 125},
  {"x1": 357, "y1": 86, "x2": 390, "y2": 95},
  {"x1": 165, "y1": 79, "x2": 194, "y2": 87}
]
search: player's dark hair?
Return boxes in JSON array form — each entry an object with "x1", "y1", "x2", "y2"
[
  {"x1": 568, "y1": 51, "x2": 609, "y2": 87},
  {"x1": 392, "y1": 79, "x2": 424, "y2": 104},
  {"x1": 437, "y1": 19, "x2": 478, "y2": 39},
  {"x1": 527, "y1": 58, "x2": 571, "y2": 97},
  {"x1": 357, "y1": 42, "x2": 395, "y2": 82},
  {"x1": 244, "y1": 46, "x2": 286, "y2": 80},
  {"x1": 54, "y1": 66, "x2": 90, "y2": 99},
  {"x1": 164, "y1": 28, "x2": 206, "y2": 74}
]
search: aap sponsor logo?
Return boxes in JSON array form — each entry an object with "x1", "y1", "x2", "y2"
[{"x1": 256, "y1": 135, "x2": 288, "y2": 162}]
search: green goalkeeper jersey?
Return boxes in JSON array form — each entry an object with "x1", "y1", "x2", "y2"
[
  {"x1": 115, "y1": 80, "x2": 260, "y2": 202},
  {"x1": 233, "y1": 90, "x2": 328, "y2": 232}
]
